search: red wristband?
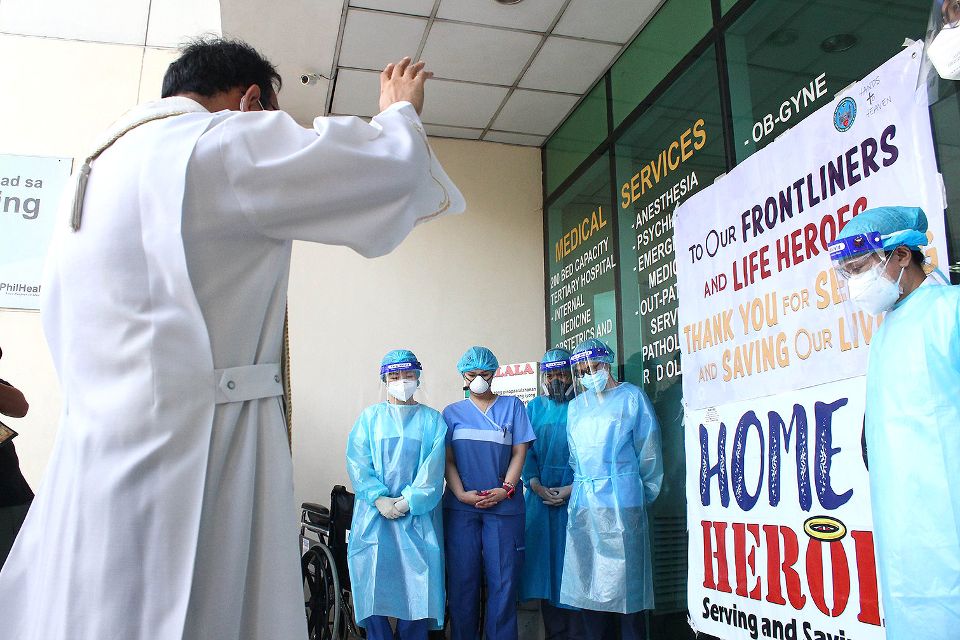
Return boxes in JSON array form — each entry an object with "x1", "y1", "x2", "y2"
[{"x1": 502, "y1": 482, "x2": 515, "y2": 499}]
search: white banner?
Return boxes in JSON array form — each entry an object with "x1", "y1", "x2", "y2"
[
  {"x1": 677, "y1": 44, "x2": 954, "y2": 640},
  {"x1": 491, "y1": 361, "x2": 539, "y2": 404},
  {"x1": 0, "y1": 154, "x2": 72, "y2": 311},
  {"x1": 686, "y1": 379, "x2": 883, "y2": 640},
  {"x1": 675, "y1": 43, "x2": 948, "y2": 410}
]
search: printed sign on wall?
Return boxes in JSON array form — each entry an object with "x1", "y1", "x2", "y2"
[
  {"x1": 0, "y1": 155, "x2": 72, "y2": 310},
  {"x1": 491, "y1": 361, "x2": 539, "y2": 404}
]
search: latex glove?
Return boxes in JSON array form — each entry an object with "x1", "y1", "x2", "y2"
[
  {"x1": 375, "y1": 496, "x2": 402, "y2": 519},
  {"x1": 395, "y1": 498, "x2": 410, "y2": 514}
]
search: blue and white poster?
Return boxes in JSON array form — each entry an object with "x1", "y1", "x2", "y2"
[{"x1": 0, "y1": 154, "x2": 72, "y2": 310}]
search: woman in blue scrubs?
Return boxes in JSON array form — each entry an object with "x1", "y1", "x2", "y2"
[{"x1": 443, "y1": 346, "x2": 536, "y2": 640}]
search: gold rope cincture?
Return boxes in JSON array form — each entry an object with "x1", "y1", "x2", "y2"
[{"x1": 70, "y1": 111, "x2": 190, "y2": 232}]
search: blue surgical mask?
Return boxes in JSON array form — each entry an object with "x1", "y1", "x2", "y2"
[{"x1": 580, "y1": 369, "x2": 610, "y2": 393}]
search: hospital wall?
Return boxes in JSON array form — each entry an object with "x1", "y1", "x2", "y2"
[
  {"x1": 288, "y1": 138, "x2": 545, "y2": 509},
  {"x1": 0, "y1": 29, "x2": 547, "y2": 500}
]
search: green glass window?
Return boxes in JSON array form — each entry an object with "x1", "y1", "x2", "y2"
[
  {"x1": 726, "y1": 0, "x2": 930, "y2": 164},
  {"x1": 929, "y1": 78, "x2": 960, "y2": 283},
  {"x1": 545, "y1": 154, "x2": 618, "y2": 361},
  {"x1": 610, "y1": 0, "x2": 713, "y2": 127},
  {"x1": 614, "y1": 44, "x2": 728, "y2": 627},
  {"x1": 721, "y1": 0, "x2": 741, "y2": 14},
  {"x1": 544, "y1": 79, "x2": 609, "y2": 196}
]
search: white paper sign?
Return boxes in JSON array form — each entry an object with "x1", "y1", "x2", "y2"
[
  {"x1": 0, "y1": 154, "x2": 72, "y2": 310},
  {"x1": 491, "y1": 361, "x2": 539, "y2": 404}
]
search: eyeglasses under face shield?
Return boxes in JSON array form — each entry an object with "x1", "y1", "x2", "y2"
[{"x1": 828, "y1": 231, "x2": 886, "y2": 281}]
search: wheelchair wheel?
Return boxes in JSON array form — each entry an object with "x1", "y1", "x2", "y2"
[{"x1": 302, "y1": 543, "x2": 340, "y2": 640}]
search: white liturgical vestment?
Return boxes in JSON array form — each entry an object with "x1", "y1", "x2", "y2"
[{"x1": 0, "y1": 96, "x2": 464, "y2": 640}]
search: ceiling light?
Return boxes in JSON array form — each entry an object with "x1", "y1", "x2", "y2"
[
  {"x1": 820, "y1": 33, "x2": 858, "y2": 53},
  {"x1": 494, "y1": 0, "x2": 524, "y2": 4}
]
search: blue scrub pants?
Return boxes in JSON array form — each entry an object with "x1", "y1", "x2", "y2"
[
  {"x1": 573, "y1": 610, "x2": 646, "y2": 640},
  {"x1": 444, "y1": 509, "x2": 524, "y2": 640},
  {"x1": 364, "y1": 616, "x2": 429, "y2": 640},
  {"x1": 541, "y1": 601, "x2": 578, "y2": 640}
]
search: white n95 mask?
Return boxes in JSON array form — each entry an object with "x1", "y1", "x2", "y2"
[
  {"x1": 387, "y1": 380, "x2": 418, "y2": 402},
  {"x1": 847, "y1": 262, "x2": 905, "y2": 316},
  {"x1": 469, "y1": 376, "x2": 490, "y2": 395},
  {"x1": 927, "y1": 26, "x2": 960, "y2": 80}
]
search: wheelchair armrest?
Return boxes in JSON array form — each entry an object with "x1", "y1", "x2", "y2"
[{"x1": 301, "y1": 502, "x2": 331, "y2": 527}]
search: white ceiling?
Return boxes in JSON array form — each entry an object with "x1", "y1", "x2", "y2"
[{"x1": 223, "y1": 0, "x2": 665, "y2": 147}]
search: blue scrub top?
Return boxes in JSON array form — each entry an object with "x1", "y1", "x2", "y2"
[{"x1": 442, "y1": 395, "x2": 536, "y2": 515}]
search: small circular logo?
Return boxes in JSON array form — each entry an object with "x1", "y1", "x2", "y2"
[
  {"x1": 803, "y1": 515, "x2": 847, "y2": 541},
  {"x1": 834, "y1": 97, "x2": 857, "y2": 132}
]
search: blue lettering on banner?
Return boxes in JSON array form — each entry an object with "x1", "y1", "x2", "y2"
[{"x1": 700, "y1": 397, "x2": 854, "y2": 511}]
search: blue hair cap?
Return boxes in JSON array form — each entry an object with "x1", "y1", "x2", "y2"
[
  {"x1": 570, "y1": 338, "x2": 615, "y2": 364},
  {"x1": 540, "y1": 348, "x2": 571, "y2": 371},
  {"x1": 457, "y1": 346, "x2": 499, "y2": 373},
  {"x1": 837, "y1": 206, "x2": 929, "y2": 252},
  {"x1": 380, "y1": 349, "x2": 422, "y2": 377}
]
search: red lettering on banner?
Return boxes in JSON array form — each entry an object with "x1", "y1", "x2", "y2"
[
  {"x1": 699, "y1": 520, "x2": 882, "y2": 627},
  {"x1": 852, "y1": 530, "x2": 882, "y2": 625},
  {"x1": 701, "y1": 520, "x2": 733, "y2": 593},
  {"x1": 733, "y1": 522, "x2": 762, "y2": 599},
  {"x1": 763, "y1": 524, "x2": 807, "y2": 610},
  {"x1": 806, "y1": 540, "x2": 851, "y2": 617}
]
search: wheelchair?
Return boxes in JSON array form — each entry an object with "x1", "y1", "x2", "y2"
[{"x1": 300, "y1": 485, "x2": 362, "y2": 640}]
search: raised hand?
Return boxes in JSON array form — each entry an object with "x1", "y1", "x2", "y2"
[{"x1": 379, "y1": 57, "x2": 434, "y2": 115}]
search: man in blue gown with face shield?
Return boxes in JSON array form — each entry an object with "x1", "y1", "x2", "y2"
[
  {"x1": 829, "y1": 206, "x2": 960, "y2": 640},
  {"x1": 520, "y1": 349, "x2": 578, "y2": 639}
]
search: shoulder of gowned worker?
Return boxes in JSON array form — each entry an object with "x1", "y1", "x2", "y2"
[{"x1": 919, "y1": 282, "x2": 960, "y2": 311}]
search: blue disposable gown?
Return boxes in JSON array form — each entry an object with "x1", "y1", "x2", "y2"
[
  {"x1": 519, "y1": 396, "x2": 575, "y2": 606},
  {"x1": 864, "y1": 282, "x2": 960, "y2": 639},
  {"x1": 560, "y1": 382, "x2": 663, "y2": 613},
  {"x1": 345, "y1": 402, "x2": 447, "y2": 628}
]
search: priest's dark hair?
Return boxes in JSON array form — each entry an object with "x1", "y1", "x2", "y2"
[{"x1": 161, "y1": 36, "x2": 282, "y2": 101}]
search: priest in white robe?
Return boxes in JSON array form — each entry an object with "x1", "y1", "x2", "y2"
[{"x1": 0, "y1": 37, "x2": 464, "y2": 640}]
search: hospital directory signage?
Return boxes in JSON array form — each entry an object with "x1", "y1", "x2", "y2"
[{"x1": 546, "y1": 159, "x2": 618, "y2": 360}]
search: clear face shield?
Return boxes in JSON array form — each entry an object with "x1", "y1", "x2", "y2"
[
  {"x1": 828, "y1": 231, "x2": 905, "y2": 317},
  {"x1": 569, "y1": 348, "x2": 617, "y2": 407},
  {"x1": 377, "y1": 360, "x2": 430, "y2": 408},
  {"x1": 539, "y1": 358, "x2": 574, "y2": 403}
]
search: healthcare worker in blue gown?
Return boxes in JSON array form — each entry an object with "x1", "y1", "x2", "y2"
[
  {"x1": 829, "y1": 206, "x2": 960, "y2": 640},
  {"x1": 346, "y1": 349, "x2": 447, "y2": 640},
  {"x1": 443, "y1": 346, "x2": 536, "y2": 640},
  {"x1": 561, "y1": 339, "x2": 662, "y2": 640},
  {"x1": 519, "y1": 349, "x2": 578, "y2": 639}
]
